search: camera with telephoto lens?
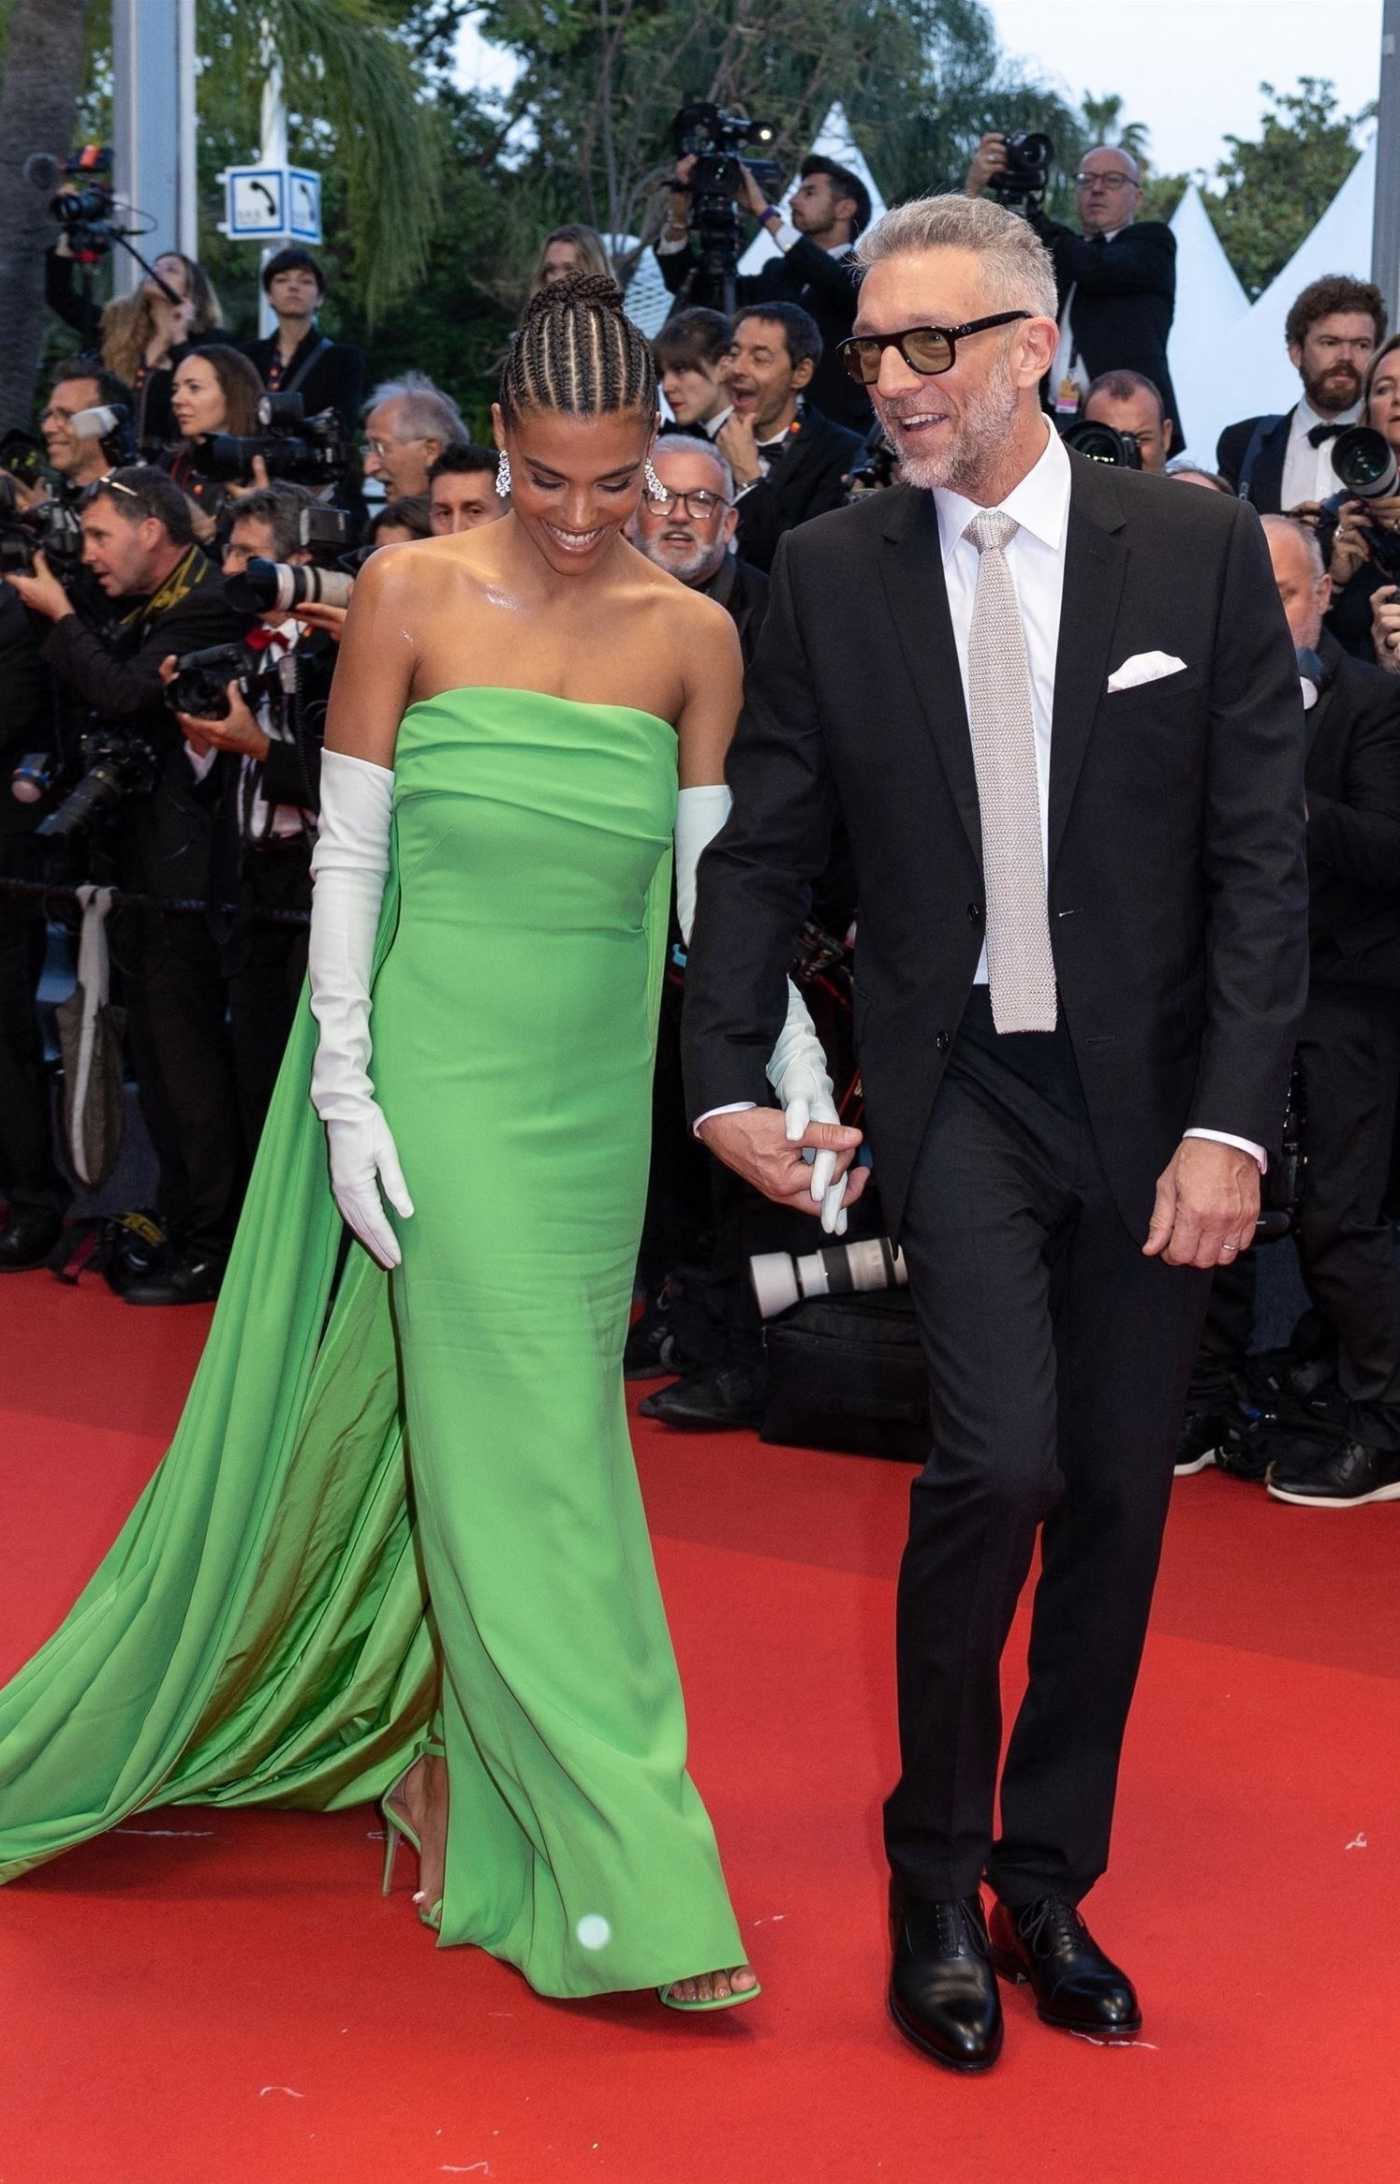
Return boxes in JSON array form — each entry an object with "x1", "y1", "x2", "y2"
[
  {"x1": 222, "y1": 501, "x2": 356, "y2": 614},
  {"x1": 1060, "y1": 417, "x2": 1142, "y2": 470},
  {"x1": 987, "y1": 131, "x2": 1055, "y2": 216},
  {"x1": 1318, "y1": 427, "x2": 1400, "y2": 580},
  {"x1": 0, "y1": 471, "x2": 84, "y2": 577},
  {"x1": 190, "y1": 392, "x2": 349, "y2": 486},
  {"x1": 36, "y1": 727, "x2": 160, "y2": 841},
  {"x1": 670, "y1": 98, "x2": 782, "y2": 284},
  {"x1": 165, "y1": 640, "x2": 269, "y2": 723},
  {"x1": 750, "y1": 1235, "x2": 908, "y2": 1321}
]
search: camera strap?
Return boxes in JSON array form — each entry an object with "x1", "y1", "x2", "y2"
[
  {"x1": 1236, "y1": 414, "x2": 1285, "y2": 506},
  {"x1": 120, "y1": 544, "x2": 210, "y2": 637},
  {"x1": 277, "y1": 336, "x2": 333, "y2": 399}
]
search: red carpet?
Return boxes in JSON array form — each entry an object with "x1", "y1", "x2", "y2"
[{"x1": 2, "y1": 1269, "x2": 1398, "y2": 2183}]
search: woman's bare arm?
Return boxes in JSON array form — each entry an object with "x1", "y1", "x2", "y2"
[
  {"x1": 674, "y1": 594, "x2": 744, "y2": 787},
  {"x1": 322, "y1": 545, "x2": 424, "y2": 767}
]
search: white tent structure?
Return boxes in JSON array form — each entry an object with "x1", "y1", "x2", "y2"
[
  {"x1": 1179, "y1": 140, "x2": 1377, "y2": 462},
  {"x1": 1166, "y1": 184, "x2": 1249, "y2": 461}
]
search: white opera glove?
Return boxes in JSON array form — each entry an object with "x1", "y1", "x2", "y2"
[
  {"x1": 307, "y1": 748, "x2": 414, "y2": 1269},
  {"x1": 676, "y1": 783, "x2": 847, "y2": 1236}
]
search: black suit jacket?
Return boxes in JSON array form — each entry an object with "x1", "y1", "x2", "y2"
[
  {"x1": 734, "y1": 407, "x2": 863, "y2": 575},
  {"x1": 702, "y1": 553, "x2": 770, "y2": 665},
  {"x1": 1305, "y1": 631, "x2": 1400, "y2": 987},
  {"x1": 682, "y1": 455, "x2": 1309, "y2": 1239},
  {"x1": 658, "y1": 236, "x2": 871, "y2": 431},
  {"x1": 1034, "y1": 217, "x2": 1183, "y2": 451},
  {"x1": 1216, "y1": 408, "x2": 1293, "y2": 510}
]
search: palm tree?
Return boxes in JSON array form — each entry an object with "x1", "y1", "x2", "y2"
[
  {"x1": 1080, "y1": 92, "x2": 1151, "y2": 170},
  {"x1": 0, "y1": 0, "x2": 90, "y2": 428}
]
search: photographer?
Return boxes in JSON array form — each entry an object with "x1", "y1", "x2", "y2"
[
  {"x1": 3, "y1": 466, "x2": 248, "y2": 1305},
  {"x1": 47, "y1": 243, "x2": 222, "y2": 449},
  {"x1": 0, "y1": 584, "x2": 65, "y2": 1271},
  {"x1": 427, "y1": 443, "x2": 506, "y2": 535},
  {"x1": 1081, "y1": 368, "x2": 1174, "y2": 472},
  {"x1": 164, "y1": 345, "x2": 268, "y2": 535},
  {"x1": 36, "y1": 358, "x2": 134, "y2": 496},
  {"x1": 1217, "y1": 275, "x2": 1384, "y2": 513},
  {"x1": 165, "y1": 482, "x2": 334, "y2": 1166},
  {"x1": 656, "y1": 307, "x2": 734, "y2": 433},
  {"x1": 360, "y1": 374, "x2": 467, "y2": 502},
  {"x1": 657, "y1": 154, "x2": 872, "y2": 431},
  {"x1": 1317, "y1": 335, "x2": 1400, "y2": 664},
  {"x1": 967, "y1": 138, "x2": 1181, "y2": 448},
  {"x1": 239, "y1": 249, "x2": 365, "y2": 432},
  {"x1": 719, "y1": 303, "x2": 863, "y2": 573}
]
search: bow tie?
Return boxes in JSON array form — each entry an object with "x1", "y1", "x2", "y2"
[{"x1": 1307, "y1": 422, "x2": 1346, "y2": 447}]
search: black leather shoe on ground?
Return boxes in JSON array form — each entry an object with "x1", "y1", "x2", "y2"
[
  {"x1": 0, "y1": 1208, "x2": 63, "y2": 1272},
  {"x1": 637, "y1": 1361, "x2": 765, "y2": 1430},
  {"x1": 989, "y1": 1897, "x2": 1141, "y2": 2038},
  {"x1": 121, "y1": 1247, "x2": 225, "y2": 1307},
  {"x1": 1174, "y1": 1405, "x2": 1244, "y2": 1476},
  {"x1": 888, "y1": 1892, "x2": 1003, "y2": 2072},
  {"x1": 1267, "y1": 1437, "x2": 1400, "y2": 1508}
]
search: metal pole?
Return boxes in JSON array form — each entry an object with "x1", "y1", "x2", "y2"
[
  {"x1": 1374, "y1": 0, "x2": 1400, "y2": 323},
  {"x1": 258, "y1": 38, "x2": 288, "y2": 337},
  {"x1": 111, "y1": 0, "x2": 194, "y2": 294}
]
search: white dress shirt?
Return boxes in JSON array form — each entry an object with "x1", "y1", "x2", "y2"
[
  {"x1": 1049, "y1": 229, "x2": 1122, "y2": 415},
  {"x1": 1279, "y1": 394, "x2": 1362, "y2": 511}
]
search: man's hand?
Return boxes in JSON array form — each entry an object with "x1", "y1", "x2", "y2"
[
  {"x1": 735, "y1": 161, "x2": 770, "y2": 221},
  {"x1": 3, "y1": 548, "x2": 72, "y2": 623},
  {"x1": 291, "y1": 600, "x2": 348, "y2": 642},
  {"x1": 0, "y1": 468, "x2": 47, "y2": 515},
  {"x1": 1142, "y1": 1138, "x2": 1260, "y2": 1268},
  {"x1": 1371, "y1": 583, "x2": 1400, "y2": 671},
  {"x1": 1285, "y1": 499, "x2": 1322, "y2": 529},
  {"x1": 224, "y1": 453, "x2": 272, "y2": 503},
  {"x1": 697, "y1": 1105, "x2": 867, "y2": 1220},
  {"x1": 1328, "y1": 500, "x2": 1373, "y2": 585},
  {"x1": 965, "y1": 133, "x2": 1008, "y2": 199},
  {"x1": 173, "y1": 679, "x2": 270, "y2": 762},
  {"x1": 715, "y1": 410, "x2": 764, "y2": 488}
]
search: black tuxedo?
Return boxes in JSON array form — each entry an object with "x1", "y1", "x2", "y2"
[
  {"x1": 1306, "y1": 633, "x2": 1400, "y2": 986},
  {"x1": 734, "y1": 407, "x2": 863, "y2": 575},
  {"x1": 1216, "y1": 408, "x2": 1292, "y2": 510},
  {"x1": 658, "y1": 234, "x2": 871, "y2": 431},
  {"x1": 701, "y1": 553, "x2": 770, "y2": 665},
  {"x1": 683, "y1": 454, "x2": 1308, "y2": 1905},
  {"x1": 1033, "y1": 217, "x2": 1182, "y2": 449}
]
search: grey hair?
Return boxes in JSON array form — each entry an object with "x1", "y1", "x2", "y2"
[
  {"x1": 364, "y1": 369, "x2": 466, "y2": 445},
  {"x1": 855, "y1": 193, "x2": 1058, "y2": 322},
  {"x1": 1261, "y1": 512, "x2": 1327, "y2": 578},
  {"x1": 652, "y1": 432, "x2": 735, "y2": 502}
]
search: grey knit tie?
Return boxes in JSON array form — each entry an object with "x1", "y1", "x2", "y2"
[{"x1": 963, "y1": 510, "x2": 1058, "y2": 1034}]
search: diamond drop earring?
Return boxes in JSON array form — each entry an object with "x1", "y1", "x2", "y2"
[
  {"x1": 495, "y1": 451, "x2": 512, "y2": 499},
  {"x1": 644, "y1": 456, "x2": 664, "y2": 499}
]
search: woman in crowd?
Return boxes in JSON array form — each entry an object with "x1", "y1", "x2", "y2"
[
  {"x1": 48, "y1": 243, "x2": 223, "y2": 448},
  {"x1": 1323, "y1": 333, "x2": 1400, "y2": 662},
  {"x1": 529, "y1": 222, "x2": 612, "y2": 295},
  {"x1": 0, "y1": 275, "x2": 850, "y2": 2012},
  {"x1": 162, "y1": 344, "x2": 267, "y2": 534}
]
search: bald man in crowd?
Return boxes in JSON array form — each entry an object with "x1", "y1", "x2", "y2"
[{"x1": 966, "y1": 139, "x2": 1182, "y2": 450}]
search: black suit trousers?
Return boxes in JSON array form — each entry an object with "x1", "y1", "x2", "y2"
[
  {"x1": 0, "y1": 833, "x2": 65, "y2": 1212},
  {"x1": 883, "y1": 991, "x2": 1209, "y2": 1907}
]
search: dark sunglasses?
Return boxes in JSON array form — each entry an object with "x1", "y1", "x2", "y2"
[{"x1": 838, "y1": 311, "x2": 1031, "y2": 387}]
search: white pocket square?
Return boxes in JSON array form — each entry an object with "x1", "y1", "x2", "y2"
[{"x1": 1106, "y1": 650, "x2": 1187, "y2": 693}]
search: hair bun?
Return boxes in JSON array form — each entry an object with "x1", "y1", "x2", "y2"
[{"x1": 525, "y1": 270, "x2": 626, "y2": 323}]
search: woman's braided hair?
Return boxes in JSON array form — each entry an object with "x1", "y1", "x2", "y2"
[{"x1": 500, "y1": 272, "x2": 657, "y2": 423}]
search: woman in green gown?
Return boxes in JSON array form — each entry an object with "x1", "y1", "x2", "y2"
[{"x1": 0, "y1": 275, "x2": 848, "y2": 2008}]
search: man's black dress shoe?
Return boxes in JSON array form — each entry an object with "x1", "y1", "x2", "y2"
[
  {"x1": 0, "y1": 1207, "x2": 63, "y2": 1272},
  {"x1": 122, "y1": 1247, "x2": 225, "y2": 1307},
  {"x1": 637, "y1": 1361, "x2": 765, "y2": 1431},
  {"x1": 888, "y1": 1892, "x2": 1003, "y2": 2072},
  {"x1": 989, "y1": 1897, "x2": 1141, "y2": 2038}
]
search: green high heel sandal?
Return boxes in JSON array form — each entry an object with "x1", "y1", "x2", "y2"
[
  {"x1": 658, "y1": 1974, "x2": 762, "y2": 2013},
  {"x1": 379, "y1": 1739, "x2": 446, "y2": 1901}
]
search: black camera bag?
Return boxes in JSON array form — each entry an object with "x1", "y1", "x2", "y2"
[{"x1": 761, "y1": 1289, "x2": 928, "y2": 1462}]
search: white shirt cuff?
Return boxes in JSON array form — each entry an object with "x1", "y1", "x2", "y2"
[
  {"x1": 769, "y1": 218, "x2": 801, "y2": 252},
  {"x1": 1184, "y1": 1127, "x2": 1267, "y2": 1174},
  {"x1": 693, "y1": 1101, "x2": 758, "y2": 1137},
  {"x1": 656, "y1": 231, "x2": 688, "y2": 256}
]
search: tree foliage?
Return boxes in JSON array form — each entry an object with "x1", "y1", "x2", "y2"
[{"x1": 1204, "y1": 78, "x2": 1372, "y2": 300}]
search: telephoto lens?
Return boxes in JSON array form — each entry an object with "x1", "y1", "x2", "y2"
[
  {"x1": 223, "y1": 558, "x2": 356, "y2": 615},
  {"x1": 749, "y1": 1236, "x2": 908, "y2": 1321},
  {"x1": 1331, "y1": 425, "x2": 1400, "y2": 500}
]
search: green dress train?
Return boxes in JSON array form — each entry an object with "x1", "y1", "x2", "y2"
[{"x1": 0, "y1": 687, "x2": 745, "y2": 1998}]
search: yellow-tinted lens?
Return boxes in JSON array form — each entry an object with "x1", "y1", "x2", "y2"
[
  {"x1": 842, "y1": 338, "x2": 882, "y2": 386},
  {"x1": 901, "y1": 328, "x2": 954, "y2": 375}
]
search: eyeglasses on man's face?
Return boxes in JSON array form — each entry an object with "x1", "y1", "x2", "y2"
[
  {"x1": 643, "y1": 484, "x2": 730, "y2": 520},
  {"x1": 839, "y1": 312, "x2": 1030, "y2": 388},
  {"x1": 1074, "y1": 172, "x2": 1137, "y2": 193},
  {"x1": 359, "y1": 434, "x2": 428, "y2": 458}
]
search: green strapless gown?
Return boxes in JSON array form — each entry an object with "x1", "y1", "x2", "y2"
[{"x1": 0, "y1": 688, "x2": 745, "y2": 1997}]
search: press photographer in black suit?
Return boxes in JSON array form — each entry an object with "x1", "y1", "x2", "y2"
[
  {"x1": 720, "y1": 303, "x2": 863, "y2": 573},
  {"x1": 683, "y1": 192, "x2": 1307, "y2": 2070},
  {"x1": 1216, "y1": 275, "x2": 1385, "y2": 513},
  {"x1": 656, "y1": 153, "x2": 872, "y2": 431},
  {"x1": 967, "y1": 138, "x2": 1182, "y2": 449}
]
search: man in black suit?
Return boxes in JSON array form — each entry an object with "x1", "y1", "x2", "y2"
[
  {"x1": 625, "y1": 434, "x2": 769, "y2": 664},
  {"x1": 720, "y1": 303, "x2": 863, "y2": 574},
  {"x1": 656, "y1": 154, "x2": 873, "y2": 432},
  {"x1": 683, "y1": 193, "x2": 1307, "y2": 2069},
  {"x1": 1188, "y1": 516, "x2": 1400, "y2": 1508},
  {"x1": 1215, "y1": 275, "x2": 1386, "y2": 512},
  {"x1": 967, "y1": 139, "x2": 1181, "y2": 450}
]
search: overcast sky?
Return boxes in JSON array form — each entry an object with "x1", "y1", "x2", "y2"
[{"x1": 452, "y1": 2, "x2": 1383, "y2": 185}]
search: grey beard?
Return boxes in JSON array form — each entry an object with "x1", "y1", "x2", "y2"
[
  {"x1": 878, "y1": 358, "x2": 1020, "y2": 495},
  {"x1": 642, "y1": 538, "x2": 726, "y2": 584}
]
